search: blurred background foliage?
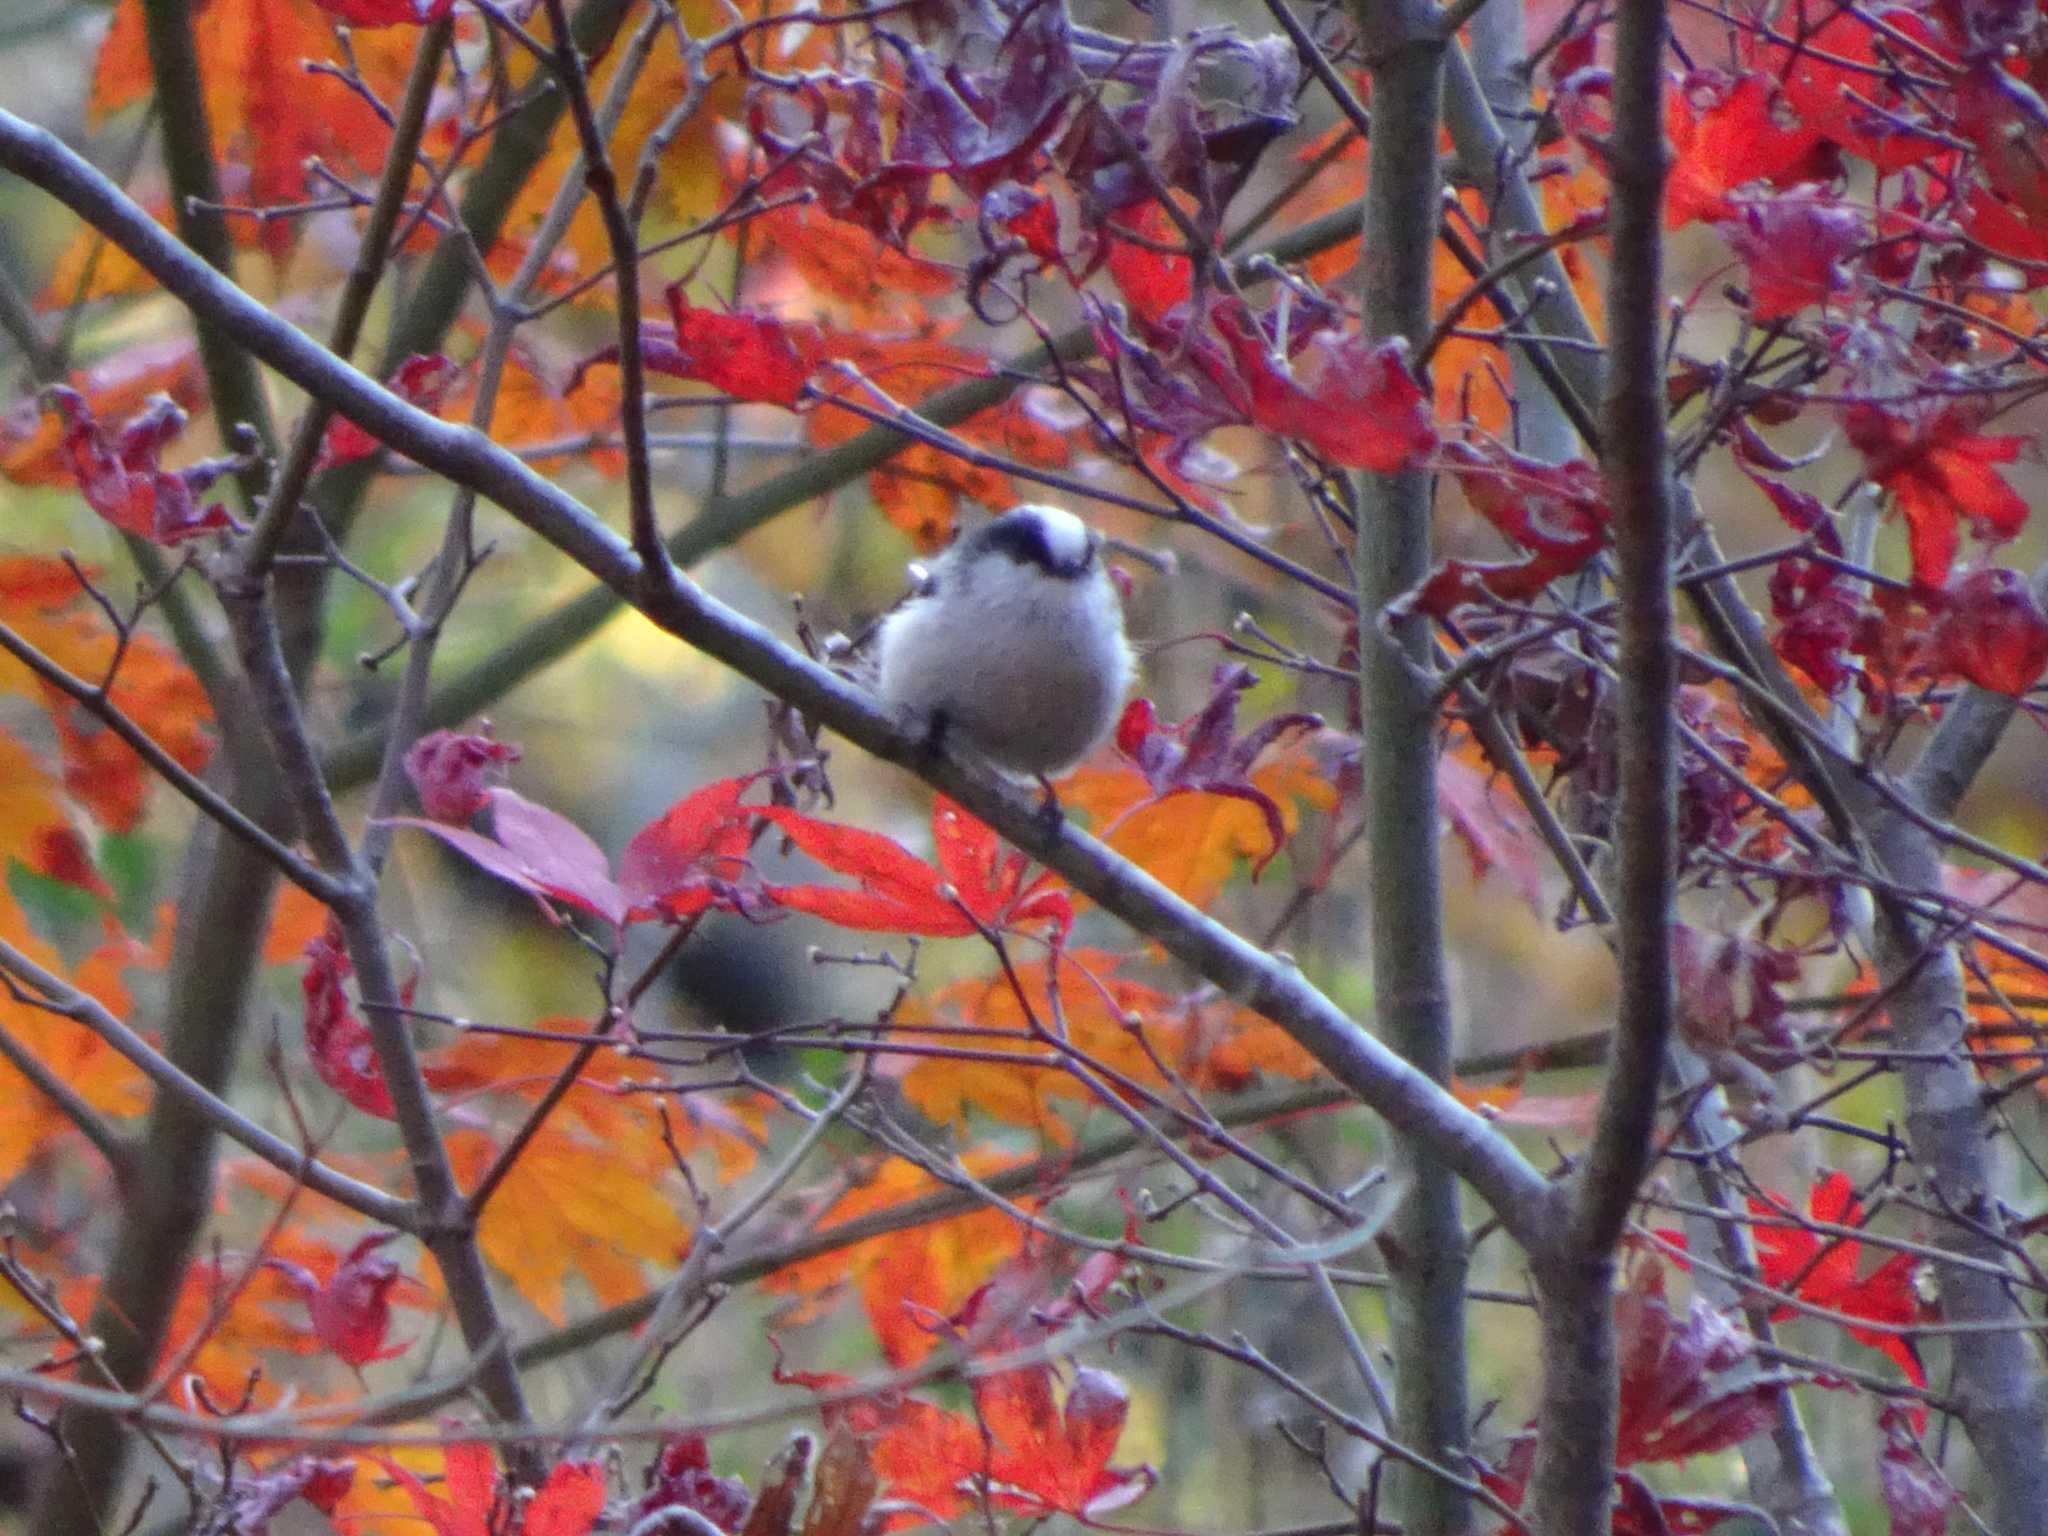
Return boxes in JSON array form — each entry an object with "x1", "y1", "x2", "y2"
[{"x1": 3, "y1": 1, "x2": 2044, "y2": 1529}]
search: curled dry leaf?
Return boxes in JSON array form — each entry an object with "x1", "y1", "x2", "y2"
[
  {"x1": 264, "y1": 1230, "x2": 412, "y2": 1368},
  {"x1": 46, "y1": 387, "x2": 241, "y2": 545},
  {"x1": 404, "y1": 726, "x2": 523, "y2": 823},
  {"x1": 300, "y1": 923, "x2": 396, "y2": 1119}
]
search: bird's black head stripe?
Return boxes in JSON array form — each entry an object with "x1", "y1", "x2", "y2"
[{"x1": 961, "y1": 509, "x2": 1094, "y2": 578}]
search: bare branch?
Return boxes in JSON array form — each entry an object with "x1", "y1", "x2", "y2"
[
  {"x1": 0, "y1": 111, "x2": 1559, "y2": 1260},
  {"x1": 0, "y1": 938, "x2": 413, "y2": 1227},
  {"x1": 0, "y1": 619, "x2": 344, "y2": 905}
]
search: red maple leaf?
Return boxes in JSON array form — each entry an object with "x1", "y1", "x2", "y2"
[
  {"x1": 1615, "y1": 1262, "x2": 1787, "y2": 1466},
  {"x1": 1960, "y1": 184, "x2": 2048, "y2": 271},
  {"x1": 1745, "y1": 5, "x2": 1952, "y2": 172},
  {"x1": 381, "y1": 1447, "x2": 605, "y2": 1536},
  {"x1": 1083, "y1": 258, "x2": 1434, "y2": 475},
  {"x1": 755, "y1": 796, "x2": 1071, "y2": 938},
  {"x1": 1844, "y1": 402, "x2": 2029, "y2": 588},
  {"x1": 393, "y1": 788, "x2": 633, "y2": 927},
  {"x1": 322, "y1": 353, "x2": 460, "y2": 466},
  {"x1": 1750, "y1": 1172, "x2": 1927, "y2": 1389},
  {"x1": 1103, "y1": 214, "x2": 1194, "y2": 326},
  {"x1": 983, "y1": 182, "x2": 1066, "y2": 272},
  {"x1": 655, "y1": 294, "x2": 826, "y2": 408},
  {"x1": 1481, "y1": 1264, "x2": 1800, "y2": 1535},
  {"x1": 1927, "y1": 567, "x2": 2048, "y2": 695},
  {"x1": 1215, "y1": 310, "x2": 1437, "y2": 473},
  {"x1": 1956, "y1": 64, "x2": 2048, "y2": 221},
  {"x1": 1664, "y1": 73, "x2": 1827, "y2": 228},
  {"x1": 266, "y1": 1230, "x2": 413, "y2": 1368},
  {"x1": 1408, "y1": 441, "x2": 1611, "y2": 615},
  {"x1": 1719, "y1": 191, "x2": 1865, "y2": 320},
  {"x1": 616, "y1": 775, "x2": 765, "y2": 924},
  {"x1": 301, "y1": 923, "x2": 396, "y2": 1119}
]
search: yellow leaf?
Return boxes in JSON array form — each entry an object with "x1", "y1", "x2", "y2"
[
  {"x1": 1060, "y1": 745, "x2": 1337, "y2": 910},
  {"x1": 767, "y1": 1152, "x2": 1028, "y2": 1365},
  {"x1": 895, "y1": 949, "x2": 1320, "y2": 1140},
  {"x1": 450, "y1": 1126, "x2": 691, "y2": 1324},
  {"x1": 505, "y1": 15, "x2": 742, "y2": 287}
]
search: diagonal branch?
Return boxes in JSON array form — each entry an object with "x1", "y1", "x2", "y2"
[
  {"x1": 0, "y1": 938, "x2": 413, "y2": 1227},
  {"x1": 0, "y1": 620, "x2": 344, "y2": 904},
  {"x1": 0, "y1": 108, "x2": 1561, "y2": 1260},
  {"x1": 317, "y1": 198, "x2": 1373, "y2": 790}
]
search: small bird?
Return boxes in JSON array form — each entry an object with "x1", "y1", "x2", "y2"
[{"x1": 875, "y1": 504, "x2": 1134, "y2": 780}]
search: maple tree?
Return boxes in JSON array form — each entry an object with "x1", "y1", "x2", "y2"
[{"x1": 2, "y1": 0, "x2": 2048, "y2": 1532}]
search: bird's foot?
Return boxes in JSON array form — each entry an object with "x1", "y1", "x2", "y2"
[{"x1": 1033, "y1": 775, "x2": 1066, "y2": 840}]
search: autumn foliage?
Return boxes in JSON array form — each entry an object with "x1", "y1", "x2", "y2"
[{"x1": 2, "y1": 0, "x2": 2048, "y2": 1532}]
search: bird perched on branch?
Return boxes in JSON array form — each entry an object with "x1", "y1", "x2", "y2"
[{"x1": 875, "y1": 504, "x2": 1133, "y2": 781}]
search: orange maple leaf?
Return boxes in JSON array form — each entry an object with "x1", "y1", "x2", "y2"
[
  {"x1": 447, "y1": 1120, "x2": 695, "y2": 1325},
  {"x1": 501, "y1": 16, "x2": 740, "y2": 281},
  {"x1": 0, "y1": 905, "x2": 151, "y2": 1184},
  {"x1": 765, "y1": 1152, "x2": 1029, "y2": 1366},
  {"x1": 894, "y1": 948, "x2": 1318, "y2": 1142},
  {"x1": 93, "y1": 0, "x2": 403, "y2": 261},
  {"x1": 1060, "y1": 738, "x2": 1337, "y2": 911},
  {"x1": 1663, "y1": 73, "x2": 1826, "y2": 228},
  {"x1": 381, "y1": 1445, "x2": 605, "y2": 1536},
  {"x1": 783, "y1": 1256, "x2": 1155, "y2": 1525},
  {"x1": 0, "y1": 556, "x2": 215, "y2": 832},
  {"x1": 733, "y1": 196, "x2": 955, "y2": 329}
]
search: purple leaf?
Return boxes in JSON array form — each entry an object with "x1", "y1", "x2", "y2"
[
  {"x1": 1880, "y1": 1409, "x2": 1959, "y2": 1536},
  {"x1": 1114, "y1": 665, "x2": 1322, "y2": 876},
  {"x1": 383, "y1": 788, "x2": 627, "y2": 927}
]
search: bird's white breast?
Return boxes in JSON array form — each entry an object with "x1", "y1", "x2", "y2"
[{"x1": 876, "y1": 553, "x2": 1132, "y2": 776}]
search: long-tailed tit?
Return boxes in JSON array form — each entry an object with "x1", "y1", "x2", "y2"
[{"x1": 875, "y1": 504, "x2": 1134, "y2": 779}]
